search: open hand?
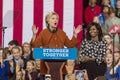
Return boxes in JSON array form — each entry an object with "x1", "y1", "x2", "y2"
[
  {"x1": 32, "y1": 25, "x2": 39, "y2": 35},
  {"x1": 73, "y1": 25, "x2": 82, "y2": 35}
]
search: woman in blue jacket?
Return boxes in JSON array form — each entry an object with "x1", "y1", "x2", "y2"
[{"x1": 0, "y1": 48, "x2": 10, "y2": 80}]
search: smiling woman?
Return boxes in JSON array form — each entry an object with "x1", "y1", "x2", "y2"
[{"x1": 79, "y1": 22, "x2": 108, "y2": 80}]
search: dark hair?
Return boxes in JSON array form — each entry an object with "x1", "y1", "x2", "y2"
[
  {"x1": 8, "y1": 40, "x2": 19, "y2": 46},
  {"x1": 104, "y1": 33, "x2": 112, "y2": 38},
  {"x1": 86, "y1": 22, "x2": 103, "y2": 41},
  {"x1": 108, "y1": 7, "x2": 116, "y2": 15}
]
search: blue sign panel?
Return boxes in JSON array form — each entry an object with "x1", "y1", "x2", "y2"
[{"x1": 34, "y1": 48, "x2": 78, "y2": 60}]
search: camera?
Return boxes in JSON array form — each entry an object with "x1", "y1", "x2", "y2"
[{"x1": 45, "y1": 74, "x2": 51, "y2": 80}]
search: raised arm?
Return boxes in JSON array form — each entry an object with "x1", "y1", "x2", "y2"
[
  {"x1": 31, "y1": 25, "x2": 39, "y2": 43},
  {"x1": 73, "y1": 25, "x2": 82, "y2": 38}
]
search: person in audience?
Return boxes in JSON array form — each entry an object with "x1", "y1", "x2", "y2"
[
  {"x1": 64, "y1": 60, "x2": 89, "y2": 80},
  {"x1": 104, "y1": 7, "x2": 120, "y2": 49},
  {"x1": 105, "y1": 50, "x2": 120, "y2": 80},
  {"x1": 93, "y1": 16, "x2": 100, "y2": 24},
  {"x1": 7, "y1": 40, "x2": 19, "y2": 62},
  {"x1": 22, "y1": 42, "x2": 33, "y2": 69},
  {"x1": 35, "y1": 60, "x2": 40, "y2": 72},
  {"x1": 9, "y1": 46, "x2": 24, "y2": 80},
  {"x1": 114, "y1": 51, "x2": 120, "y2": 65},
  {"x1": 0, "y1": 48, "x2": 10, "y2": 80},
  {"x1": 30, "y1": 12, "x2": 82, "y2": 80},
  {"x1": 103, "y1": 34, "x2": 113, "y2": 51},
  {"x1": 103, "y1": 6, "x2": 110, "y2": 19},
  {"x1": 35, "y1": 60, "x2": 44, "y2": 80},
  {"x1": 105, "y1": 49, "x2": 113, "y2": 68},
  {"x1": 84, "y1": 0, "x2": 102, "y2": 24},
  {"x1": 116, "y1": 0, "x2": 120, "y2": 18},
  {"x1": 8, "y1": 40, "x2": 19, "y2": 52},
  {"x1": 79, "y1": 22, "x2": 107, "y2": 80},
  {"x1": 16, "y1": 71, "x2": 23, "y2": 80},
  {"x1": 64, "y1": 60, "x2": 75, "y2": 80},
  {"x1": 101, "y1": 0, "x2": 111, "y2": 8},
  {"x1": 4, "y1": 47, "x2": 11, "y2": 60},
  {"x1": 22, "y1": 60, "x2": 39, "y2": 80}
]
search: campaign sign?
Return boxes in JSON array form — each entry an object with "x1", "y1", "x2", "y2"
[
  {"x1": 107, "y1": 24, "x2": 119, "y2": 34},
  {"x1": 33, "y1": 48, "x2": 78, "y2": 60}
]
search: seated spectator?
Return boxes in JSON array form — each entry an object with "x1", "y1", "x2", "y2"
[
  {"x1": 79, "y1": 22, "x2": 107, "y2": 80},
  {"x1": 84, "y1": 0, "x2": 102, "y2": 25}
]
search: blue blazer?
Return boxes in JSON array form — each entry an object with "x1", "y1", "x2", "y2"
[{"x1": 0, "y1": 61, "x2": 9, "y2": 80}]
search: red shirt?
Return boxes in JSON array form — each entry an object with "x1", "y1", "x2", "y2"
[{"x1": 85, "y1": 5, "x2": 102, "y2": 24}]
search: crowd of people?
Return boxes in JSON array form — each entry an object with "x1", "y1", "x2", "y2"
[{"x1": 0, "y1": 0, "x2": 120, "y2": 80}]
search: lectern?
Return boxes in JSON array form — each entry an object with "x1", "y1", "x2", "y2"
[{"x1": 34, "y1": 48, "x2": 78, "y2": 80}]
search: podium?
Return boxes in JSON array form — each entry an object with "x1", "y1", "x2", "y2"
[{"x1": 34, "y1": 48, "x2": 78, "y2": 80}]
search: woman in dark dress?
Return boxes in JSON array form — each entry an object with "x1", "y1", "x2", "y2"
[{"x1": 79, "y1": 22, "x2": 107, "y2": 80}]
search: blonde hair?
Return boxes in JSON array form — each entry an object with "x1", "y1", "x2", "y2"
[
  {"x1": 45, "y1": 12, "x2": 59, "y2": 27},
  {"x1": 27, "y1": 60, "x2": 37, "y2": 71},
  {"x1": 105, "y1": 49, "x2": 112, "y2": 56}
]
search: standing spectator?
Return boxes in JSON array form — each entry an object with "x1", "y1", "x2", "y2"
[
  {"x1": 7, "y1": 40, "x2": 19, "y2": 61},
  {"x1": 84, "y1": 0, "x2": 102, "y2": 24},
  {"x1": 116, "y1": 0, "x2": 120, "y2": 18},
  {"x1": 104, "y1": 7, "x2": 120, "y2": 48},
  {"x1": 114, "y1": 51, "x2": 120, "y2": 66},
  {"x1": 103, "y1": 6, "x2": 110, "y2": 19},
  {"x1": 79, "y1": 22, "x2": 107, "y2": 80},
  {"x1": 105, "y1": 50, "x2": 120, "y2": 80},
  {"x1": 0, "y1": 48, "x2": 10, "y2": 80},
  {"x1": 22, "y1": 60, "x2": 39, "y2": 80},
  {"x1": 22, "y1": 42, "x2": 34, "y2": 69},
  {"x1": 16, "y1": 71, "x2": 23, "y2": 80},
  {"x1": 8, "y1": 40, "x2": 19, "y2": 51},
  {"x1": 101, "y1": 0, "x2": 111, "y2": 8},
  {"x1": 103, "y1": 34, "x2": 112, "y2": 49},
  {"x1": 9, "y1": 46, "x2": 24, "y2": 80},
  {"x1": 65, "y1": 60, "x2": 75, "y2": 80}
]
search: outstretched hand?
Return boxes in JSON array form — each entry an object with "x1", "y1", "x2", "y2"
[
  {"x1": 32, "y1": 25, "x2": 39, "y2": 35},
  {"x1": 73, "y1": 25, "x2": 82, "y2": 38},
  {"x1": 73, "y1": 25, "x2": 82, "y2": 35}
]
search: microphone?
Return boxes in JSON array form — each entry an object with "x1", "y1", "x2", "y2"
[
  {"x1": 2, "y1": 27, "x2": 7, "y2": 29},
  {"x1": 0, "y1": 27, "x2": 7, "y2": 29}
]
